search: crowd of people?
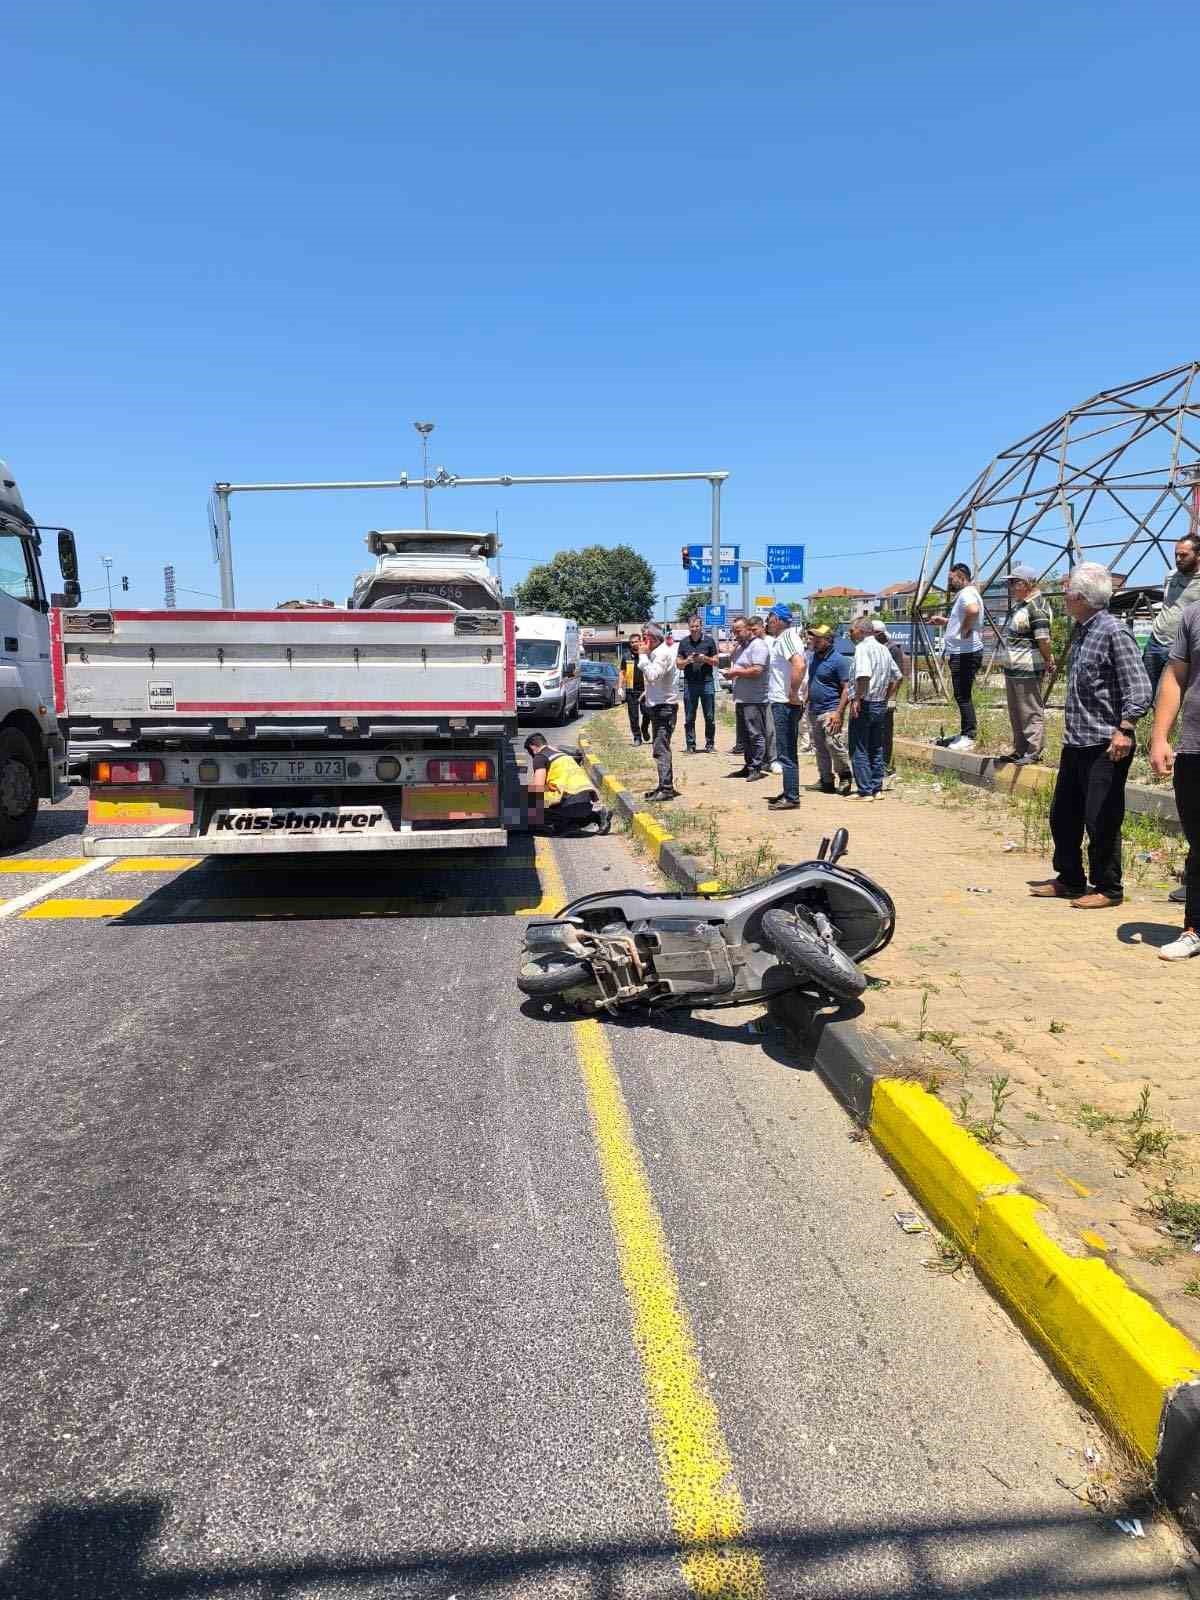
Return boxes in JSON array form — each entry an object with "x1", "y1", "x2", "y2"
[
  {"x1": 609, "y1": 532, "x2": 1200, "y2": 965},
  {"x1": 526, "y1": 533, "x2": 1199, "y2": 968},
  {"x1": 620, "y1": 605, "x2": 902, "y2": 807}
]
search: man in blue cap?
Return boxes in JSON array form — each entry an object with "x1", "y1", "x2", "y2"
[{"x1": 764, "y1": 604, "x2": 808, "y2": 810}]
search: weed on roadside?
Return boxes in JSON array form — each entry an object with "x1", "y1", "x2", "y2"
[
  {"x1": 1121, "y1": 1085, "x2": 1174, "y2": 1167},
  {"x1": 1146, "y1": 1181, "x2": 1200, "y2": 1246},
  {"x1": 1184, "y1": 1277, "x2": 1200, "y2": 1299},
  {"x1": 925, "y1": 1234, "x2": 967, "y2": 1275},
  {"x1": 1077, "y1": 1103, "x2": 1118, "y2": 1134}
]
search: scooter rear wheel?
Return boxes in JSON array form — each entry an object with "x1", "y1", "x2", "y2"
[
  {"x1": 761, "y1": 907, "x2": 867, "y2": 1002},
  {"x1": 517, "y1": 952, "x2": 596, "y2": 999}
]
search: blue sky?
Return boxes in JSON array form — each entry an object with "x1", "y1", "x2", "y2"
[{"x1": 7, "y1": 0, "x2": 1198, "y2": 611}]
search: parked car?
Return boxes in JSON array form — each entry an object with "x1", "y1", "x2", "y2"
[{"x1": 578, "y1": 660, "x2": 622, "y2": 708}]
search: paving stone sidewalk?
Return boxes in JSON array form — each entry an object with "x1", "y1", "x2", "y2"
[{"x1": 585, "y1": 707, "x2": 1200, "y2": 1342}]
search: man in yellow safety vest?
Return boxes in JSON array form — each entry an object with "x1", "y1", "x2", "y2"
[{"x1": 524, "y1": 733, "x2": 611, "y2": 833}]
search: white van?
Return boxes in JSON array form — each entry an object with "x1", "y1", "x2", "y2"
[{"x1": 514, "y1": 614, "x2": 581, "y2": 724}]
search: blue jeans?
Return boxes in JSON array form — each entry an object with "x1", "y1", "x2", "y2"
[
  {"x1": 771, "y1": 702, "x2": 803, "y2": 802},
  {"x1": 683, "y1": 677, "x2": 716, "y2": 748},
  {"x1": 849, "y1": 700, "x2": 887, "y2": 795},
  {"x1": 1144, "y1": 638, "x2": 1172, "y2": 702}
]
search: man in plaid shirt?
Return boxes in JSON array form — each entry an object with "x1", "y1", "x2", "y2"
[{"x1": 1031, "y1": 562, "x2": 1152, "y2": 909}]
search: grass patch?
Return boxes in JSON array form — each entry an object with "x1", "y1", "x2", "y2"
[{"x1": 1146, "y1": 1182, "x2": 1200, "y2": 1246}]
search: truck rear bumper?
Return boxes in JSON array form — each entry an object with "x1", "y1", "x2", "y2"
[{"x1": 83, "y1": 827, "x2": 509, "y2": 858}]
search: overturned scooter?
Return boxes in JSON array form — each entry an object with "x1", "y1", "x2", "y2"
[{"x1": 517, "y1": 827, "x2": 894, "y2": 1013}]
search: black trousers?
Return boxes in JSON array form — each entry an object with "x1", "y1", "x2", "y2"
[
  {"x1": 1174, "y1": 753, "x2": 1200, "y2": 931},
  {"x1": 649, "y1": 703, "x2": 677, "y2": 791},
  {"x1": 739, "y1": 702, "x2": 768, "y2": 773},
  {"x1": 1049, "y1": 742, "x2": 1133, "y2": 898},
  {"x1": 949, "y1": 652, "x2": 981, "y2": 738},
  {"x1": 626, "y1": 691, "x2": 650, "y2": 741}
]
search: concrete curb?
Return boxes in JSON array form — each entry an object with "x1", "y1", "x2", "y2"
[
  {"x1": 578, "y1": 725, "x2": 1200, "y2": 1530},
  {"x1": 893, "y1": 735, "x2": 1183, "y2": 831}
]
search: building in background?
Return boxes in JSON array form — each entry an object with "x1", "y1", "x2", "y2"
[
  {"x1": 802, "y1": 585, "x2": 875, "y2": 620},
  {"x1": 876, "y1": 580, "x2": 919, "y2": 621}
]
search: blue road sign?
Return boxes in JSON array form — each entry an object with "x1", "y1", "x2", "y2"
[
  {"x1": 686, "y1": 543, "x2": 740, "y2": 586},
  {"x1": 766, "y1": 544, "x2": 805, "y2": 585},
  {"x1": 703, "y1": 602, "x2": 727, "y2": 628}
]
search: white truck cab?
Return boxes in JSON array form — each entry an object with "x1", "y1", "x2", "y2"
[
  {"x1": 515, "y1": 613, "x2": 582, "y2": 724},
  {"x1": 0, "y1": 460, "x2": 79, "y2": 848}
]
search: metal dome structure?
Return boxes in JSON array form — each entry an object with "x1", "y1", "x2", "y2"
[{"x1": 911, "y1": 361, "x2": 1200, "y2": 690}]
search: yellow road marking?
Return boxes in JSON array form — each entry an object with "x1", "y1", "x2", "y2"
[
  {"x1": 132, "y1": 895, "x2": 559, "y2": 920},
  {"x1": 22, "y1": 898, "x2": 142, "y2": 921},
  {"x1": 0, "y1": 858, "x2": 89, "y2": 874},
  {"x1": 105, "y1": 857, "x2": 203, "y2": 874},
  {"x1": 570, "y1": 1017, "x2": 764, "y2": 1597}
]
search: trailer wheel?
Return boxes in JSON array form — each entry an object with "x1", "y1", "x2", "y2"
[{"x1": 0, "y1": 728, "x2": 39, "y2": 851}]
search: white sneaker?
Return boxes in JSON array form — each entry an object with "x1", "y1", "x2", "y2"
[
  {"x1": 770, "y1": 761, "x2": 783, "y2": 774},
  {"x1": 947, "y1": 736, "x2": 976, "y2": 752},
  {"x1": 1159, "y1": 930, "x2": 1200, "y2": 962}
]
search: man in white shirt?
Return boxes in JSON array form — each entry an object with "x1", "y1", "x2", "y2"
[
  {"x1": 848, "y1": 616, "x2": 901, "y2": 799},
  {"x1": 929, "y1": 561, "x2": 983, "y2": 750},
  {"x1": 764, "y1": 604, "x2": 807, "y2": 810},
  {"x1": 637, "y1": 622, "x2": 680, "y2": 801}
]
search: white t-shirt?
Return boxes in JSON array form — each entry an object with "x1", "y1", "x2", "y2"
[
  {"x1": 944, "y1": 585, "x2": 983, "y2": 655},
  {"x1": 853, "y1": 636, "x2": 901, "y2": 702},
  {"x1": 767, "y1": 627, "x2": 806, "y2": 704}
]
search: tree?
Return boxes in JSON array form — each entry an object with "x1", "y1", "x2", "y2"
[
  {"x1": 513, "y1": 544, "x2": 655, "y2": 624},
  {"x1": 806, "y1": 595, "x2": 855, "y2": 629},
  {"x1": 675, "y1": 591, "x2": 710, "y2": 623}
]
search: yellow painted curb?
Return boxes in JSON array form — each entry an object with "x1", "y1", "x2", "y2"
[
  {"x1": 870, "y1": 1079, "x2": 1019, "y2": 1248},
  {"x1": 869, "y1": 1075, "x2": 1200, "y2": 1465},
  {"x1": 976, "y1": 1193, "x2": 1200, "y2": 1462},
  {"x1": 631, "y1": 810, "x2": 673, "y2": 863}
]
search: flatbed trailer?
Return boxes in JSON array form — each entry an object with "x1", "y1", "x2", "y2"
[{"x1": 54, "y1": 605, "x2": 521, "y2": 856}]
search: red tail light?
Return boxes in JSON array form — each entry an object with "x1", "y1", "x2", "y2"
[
  {"x1": 95, "y1": 759, "x2": 166, "y2": 785},
  {"x1": 425, "y1": 758, "x2": 494, "y2": 783}
]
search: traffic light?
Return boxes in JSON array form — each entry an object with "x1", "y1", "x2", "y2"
[
  {"x1": 121, "y1": 576, "x2": 129, "y2": 591},
  {"x1": 681, "y1": 545, "x2": 691, "y2": 569}
]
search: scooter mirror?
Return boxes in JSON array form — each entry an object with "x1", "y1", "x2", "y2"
[
  {"x1": 829, "y1": 827, "x2": 850, "y2": 865},
  {"x1": 817, "y1": 835, "x2": 831, "y2": 861}
]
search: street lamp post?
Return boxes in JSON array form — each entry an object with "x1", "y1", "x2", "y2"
[
  {"x1": 101, "y1": 555, "x2": 113, "y2": 609},
  {"x1": 413, "y1": 422, "x2": 435, "y2": 529}
]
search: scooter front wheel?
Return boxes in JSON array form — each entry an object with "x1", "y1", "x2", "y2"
[
  {"x1": 517, "y1": 952, "x2": 597, "y2": 999},
  {"x1": 761, "y1": 908, "x2": 867, "y2": 1002}
]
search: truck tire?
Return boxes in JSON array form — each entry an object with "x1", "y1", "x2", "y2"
[
  {"x1": 0, "y1": 727, "x2": 39, "y2": 851},
  {"x1": 517, "y1": 951, "x2": 596, "y2": 999},
  {"x1": 760, "y1": 906, "x2": 867, "y2": 1002}
]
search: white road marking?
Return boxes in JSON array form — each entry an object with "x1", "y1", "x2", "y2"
[{"x1": 0, "y1": 826, "x2": 178, "y2": 921}]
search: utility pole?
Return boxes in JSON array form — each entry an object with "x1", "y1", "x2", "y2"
[
  {"x1": 494, "y1": 509, "x2": 503, "y2": 597},
  {"x1": 101, "y1": 555, "x2": 113, "y2": 609},
  {"x1": 413, "y1": 421, "x2": 435, "y2": 529}
]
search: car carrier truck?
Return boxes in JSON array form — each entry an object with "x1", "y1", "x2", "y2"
[{"x1": 56, "y1": 528, "x2": 521, "y2": 857}]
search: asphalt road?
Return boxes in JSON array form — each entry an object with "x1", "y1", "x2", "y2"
[{"x1": 0, "y1": 707, "x2": 1192, "y2": 1598}]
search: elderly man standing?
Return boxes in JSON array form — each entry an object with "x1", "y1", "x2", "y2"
[
  {"x1": 848, "y1": 616, "x2": 900, "y2": 800},
  {"x1": 764, "y1": 603, "x2": 807, "y2": 810},
  {"x1": 637, "y1": 622, "x2": 680, "y2": 802},
  {"x1": 997, "y1": 563, "x2": 1054, "y2": 765},
  {"x1": 1031, "y1": 563, "x2": 1152, "y2": 910}
]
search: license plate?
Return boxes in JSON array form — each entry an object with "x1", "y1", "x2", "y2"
[{"x1": 250, "y1": 757, "x2": 347, "y2": 782}]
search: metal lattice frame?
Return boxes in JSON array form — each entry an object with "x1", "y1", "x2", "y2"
[{"x1": 909, "y1": 361, "x2": 1200, "y2": 696}]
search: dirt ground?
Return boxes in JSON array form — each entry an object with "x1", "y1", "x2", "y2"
[{"x1": 585, "y1": 703, "x2": 1200, "y2": 1343}]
